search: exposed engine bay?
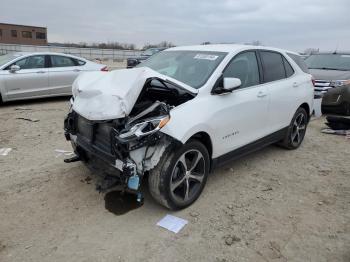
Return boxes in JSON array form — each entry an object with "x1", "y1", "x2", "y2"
[{"x1": 64, "y1": 69, "x2": 195, "y2": 198}]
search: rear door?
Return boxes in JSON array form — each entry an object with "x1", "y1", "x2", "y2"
[
  {"x1": 3, "y1": 55, "x2": 49, "y2": 100},
  {"x1": 48, "y1": 55, "x2": 82, "y2": 95},
  {"x1": 258, "y1": 50, "x2": 298, "y2": 132}
]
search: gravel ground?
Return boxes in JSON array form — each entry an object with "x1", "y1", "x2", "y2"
[{"x1": 0, "y1": 98, "x2": 349, "y2": 262}]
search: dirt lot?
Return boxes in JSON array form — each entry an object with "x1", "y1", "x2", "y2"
[{"x1": 0, "y1": 98, "x2": 349, "y2": 262}]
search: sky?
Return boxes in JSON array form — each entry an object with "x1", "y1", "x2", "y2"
[{"x1": 2, "y1": 0, "x2": 350, "y2": 52}]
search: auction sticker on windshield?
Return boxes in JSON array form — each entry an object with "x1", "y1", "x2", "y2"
[{"x1": 194, "y1": 54, "x2": 219, "y2": 60}]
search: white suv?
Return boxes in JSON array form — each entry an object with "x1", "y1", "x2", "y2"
[{"x1": 64, "y1": 45, "x2": 314, "y2": 209}]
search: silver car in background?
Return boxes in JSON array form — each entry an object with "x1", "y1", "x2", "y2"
[{"x1": 0, "y1": 52, "x2": 107, "y2": 102}]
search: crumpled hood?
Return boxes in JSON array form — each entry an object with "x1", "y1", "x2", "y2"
[
  {"x1": 309, "y1": 69, "x2": 350, "y2": 81},
  {"x1": 72, "y1": 67, "x2": 197, "y2": 121}
]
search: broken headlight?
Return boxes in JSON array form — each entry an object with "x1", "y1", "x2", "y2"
[{"x1": 119, "y1": 116, "x2": 170, "y2": 139}]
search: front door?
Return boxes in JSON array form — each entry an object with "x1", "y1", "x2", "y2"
[
  {"x1": 2, "y1": 55, "x2": 49, "y2": 100},
  {"x1": 209, "y1": 51, "x2": 270, "y2": 157}
]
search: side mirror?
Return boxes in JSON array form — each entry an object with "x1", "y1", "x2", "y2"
[
  {"x1": 211, "y1": 75, "x2": 242, "y2": 95},
  {"x1": 10, "y1": 65, "x2": 20, "y2": 73},
  {"x1": 222, "y1": 77, "x2": 241, "y2": 92}
]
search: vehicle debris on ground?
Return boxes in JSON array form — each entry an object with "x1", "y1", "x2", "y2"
[{"x1": 16, "y1": 117, "x2": 40, "y2": 122}]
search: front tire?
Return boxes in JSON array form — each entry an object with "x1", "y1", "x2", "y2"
[
  {"x1": 148, "y1": 140, "x2": 210, "y2": 210},
  {"x1": 279, "y1": 107, "x2": 308, "y2": 150}
]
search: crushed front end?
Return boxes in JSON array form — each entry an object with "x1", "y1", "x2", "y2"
[
  {"x1": 64, "y1": 102, "x2": 175, "y2": 198},
  {"x1": 63, "y1": 68, "x2": 195, "y2": 199}
]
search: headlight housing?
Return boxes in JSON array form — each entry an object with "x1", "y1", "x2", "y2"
[
  {"x1": 330, "y1": 80, "x2": 350, "y2": 87},
  {"x1": 119, "y1": 116, "x2": 170, "y2": 139}
]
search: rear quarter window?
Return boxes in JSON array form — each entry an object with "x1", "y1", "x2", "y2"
[
  {"x1": 287, "y1": 53, "x2": 309, "y2": 73},
  {"x1": 283, "y1": 57, "x2": 294, "y2": 77}
]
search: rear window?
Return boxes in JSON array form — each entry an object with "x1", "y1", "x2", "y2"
[
  {"x1": 260, "y1": 51, "x2": 286, "y2": 82},
  {"x1": 287, "y1": 53, "x2": 309, "y2": 73}
]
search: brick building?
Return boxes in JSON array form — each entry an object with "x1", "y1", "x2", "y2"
[{"x1": 0, "y1": 23, "x2": 47, "y2": 45}]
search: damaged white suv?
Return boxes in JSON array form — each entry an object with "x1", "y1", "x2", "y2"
[{"x1": 64, "y1": 45, "x2": 314, "y2": 209}]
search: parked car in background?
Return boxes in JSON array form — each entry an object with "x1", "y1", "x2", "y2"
[
  {"x1": 323, "y1": 87, "x2": 350, "y2": 115},
  {"x1": 126, "y1": 48, "x2": 166, "y2": 68},
  {"x1": 0, "y1": 52, "x2": 107, "y2": 103},
  {"x1": 65, "y1": 44, "x2": 314, "y2": 209},
  {"x1": 305, "y1": 52, "x2": 350, "y2": 115}
]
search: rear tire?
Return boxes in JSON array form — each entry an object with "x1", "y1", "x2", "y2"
[
  {"x1": 279, "y1": 107, "x2": 308, "y2": 150},
  {"x1": 148, "y1": 140, "x2": 210, "y2": 210}
]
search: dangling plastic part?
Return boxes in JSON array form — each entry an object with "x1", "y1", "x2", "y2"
[{"x1": 127, "y1": 175, "x2": 140, "y2": 190}]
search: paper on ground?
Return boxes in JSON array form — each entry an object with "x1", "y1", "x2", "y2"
[
  {"x1": 0, "y1": 148, "x2": 12, "y2": 156},
  {"x1": 157, "y1": 214, "x2": 188, "y2": 233}
]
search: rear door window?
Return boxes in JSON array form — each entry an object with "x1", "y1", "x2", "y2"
[
  {"x1": 50, "y1": 55, "x2": 76, "y2": 67},
  {"x1": 260, "y1": 51, "x2": 286, "y2": 82}
]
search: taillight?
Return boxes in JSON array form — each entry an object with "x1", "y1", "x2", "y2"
[
  {"x1": 311, "y1": 77, "x2": 316, "y2": 87},
  {"x1": 101, "y1": 66, "x2": 108, "y2": 72}
]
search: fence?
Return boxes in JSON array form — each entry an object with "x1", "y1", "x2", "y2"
[{"x1": 0, "y1": 43, "x2": 142, "y2": 61}]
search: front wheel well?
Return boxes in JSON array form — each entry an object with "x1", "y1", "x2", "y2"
[{"x1": 188, "y1": 132, "x2": 213, "y2": 159}]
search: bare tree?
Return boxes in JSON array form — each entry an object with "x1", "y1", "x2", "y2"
[{"x1": 142, "y1": 41, "x2": 175, "y2": 50}]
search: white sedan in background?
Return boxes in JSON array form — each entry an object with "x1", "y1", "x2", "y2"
[{"x1": 0, "y1": 52, "x2": 107, "y2": 102}]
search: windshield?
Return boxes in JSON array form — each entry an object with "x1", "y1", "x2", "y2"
[
  {"x1": 137, "y1": 50, "x2": 227, "y2": 89},
  {"x1": 0, "y1": 54, "x2": 19, "y2": 67},
  {"x1": 305, "y1": 54, "x2": 350, "y2": 71}
]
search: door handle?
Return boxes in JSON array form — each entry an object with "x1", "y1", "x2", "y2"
[
  {"x1": 257, "y1": 91, "x2": 267, "y2": 98},
  {"x1": 293, "y1": 82, "x2": 299, "y2": 88},
  {"x1": 36, "y1": 70, "x2": 46, "y2": 74},
  {"x1": 73, "y1": 69, "x2": 81, "y2": 72}
]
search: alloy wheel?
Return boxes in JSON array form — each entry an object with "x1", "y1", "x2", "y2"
[
  {"x1": 291, "y1": 112, "x2": 306, "y2": 147},
  {"x1": 170, "y1": 149, "x2": 206, "y2": 203}
]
